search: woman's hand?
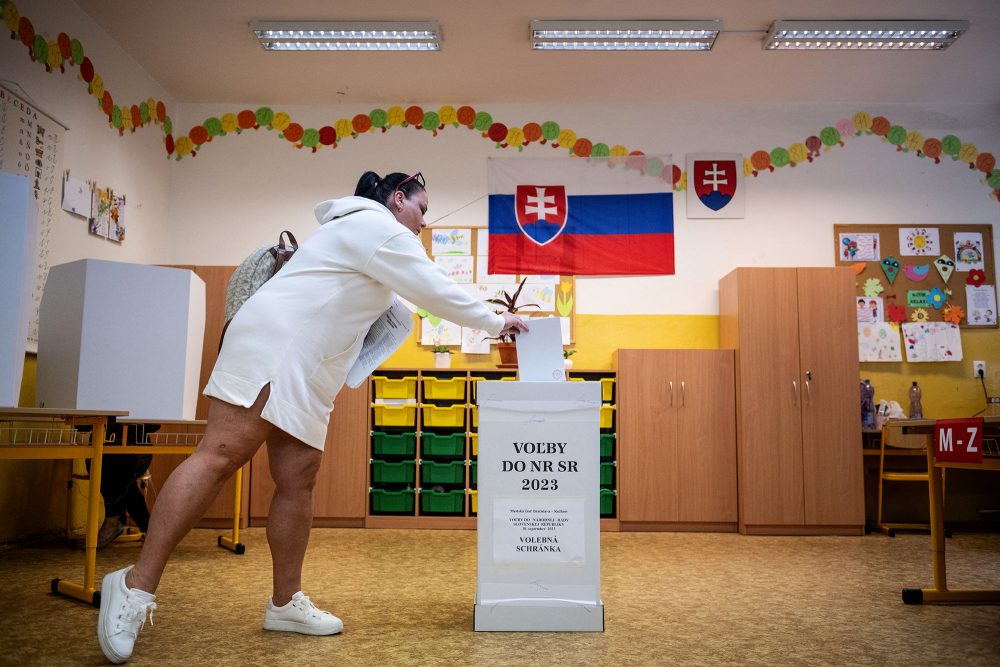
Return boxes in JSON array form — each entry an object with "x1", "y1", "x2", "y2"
[{"x1": 499, "y1": 312, "x2": 529, "y2": 337}]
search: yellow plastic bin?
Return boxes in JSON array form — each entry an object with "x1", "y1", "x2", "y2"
[
  {"x1": 421, "y1": 404, "x2": 466, "y2": 429},
  {"x1": 470, "y1": 433, "x2": 479, "y2": 456},
  {"x1": 600, "y1": 378, "x2": 615, "y2": 403},
  {"x1": 600, "y1": 404, "x2": 615, "y2": 429},
  {"x1": 470, "y1": 376, "x2": 486, "y2": 402},
  {"x1": 471, "y1": 406, "x2": 478, "y2": 429},
  {"x1": 372, "y1": 403, "x2": 417, "y2": 427},
  {"x1": 372, "y1": 375, "x2": 417, "y2": 400},
  {"x1": 423, "y1": 376, "x2": 466, "y2": 401},
  {"x1": 469, "y1": 489, "x2": 478, "y2": 513}
]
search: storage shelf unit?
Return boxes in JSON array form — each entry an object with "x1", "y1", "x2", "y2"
[{"x1": 366, "y1": 368, "x2": 618, "y2": 529}]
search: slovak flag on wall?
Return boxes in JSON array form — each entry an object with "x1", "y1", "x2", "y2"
[{"x1": 487, "y1": 156, "x2": 674, "y2": 276}]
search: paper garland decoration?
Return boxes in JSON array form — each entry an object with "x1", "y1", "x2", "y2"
[
  {"x1": 933, "y1": 255, "x2": 956, "y2": 283},
  {"x1": 880, "y1": 257, "x2": 901, "y2": 284},
  {"x1": 6, "y1": 1, "x2": 1000, "y2": 203}
]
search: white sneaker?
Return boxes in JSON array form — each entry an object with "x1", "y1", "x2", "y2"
[
  {"x1": 263, "y1": 591, "x2": 343, "y2": 636},
  {"x1": 97, "y1": 566, "x2": 157, "y2": 663}
]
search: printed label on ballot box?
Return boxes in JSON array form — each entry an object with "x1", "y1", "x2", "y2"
[{"x1": 935, "y1": 417, "x2": 983, "y2": 464}]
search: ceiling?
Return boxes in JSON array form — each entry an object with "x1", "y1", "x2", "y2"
[{"x1": 75, "y1": 0, "x2": 1000, "y2": 107}]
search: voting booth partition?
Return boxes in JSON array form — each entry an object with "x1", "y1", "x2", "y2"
[
  {"x1": 474, "y1": 381, "x2": 604, "y2": 632},
  {"x1": 0, "y1": 173, "x2": 37, "y2": 407}
]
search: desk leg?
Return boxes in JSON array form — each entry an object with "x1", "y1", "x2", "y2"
[
  {"x1": 52, "y1": 420, "x2": 105, "y2": 607},
  {"x1": 217, "y1": 465, "x2": 246, "y2": 555}
]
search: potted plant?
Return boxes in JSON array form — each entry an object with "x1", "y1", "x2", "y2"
[
  {"x1": 563, "y1": 348, "x2": 577, "y2": 369},
  {"x1": 431, "y1": 345, "x2": 453, "y2": 369},
  {"x1": 486, "y1": 277, "x2": 539, "y2": 368}
]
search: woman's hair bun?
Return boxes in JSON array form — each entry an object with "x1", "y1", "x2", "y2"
[{"x1": 354, "y1": 171, "x2": 381, "y2": 198}]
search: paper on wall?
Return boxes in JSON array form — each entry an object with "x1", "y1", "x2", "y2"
[
  {"x1": 856, "y1": 296, "x2": 884, "y2": 323},
  {"x1": 966, "y1": 284, "x2": 997, "y2": 326},
  {"x1": 839, "y1": 233, "x2": 879, "y2": 262},
  {"x1": 345, "y1": 299, "x2": 413, "y2": 388},
  {"x1": 476, "y1": 256, "x2": 516, "y2": 283},
  {"x1": 421, "y1": 316, "x2": 461, "y2": 345},
  {"x1": 477, "y1": 228, "x2": 490, "y2": 256},
  {"x1": 435, "y1": 255, "x2": 474, "y2": 283},
  {"x1": 900, "y1": 321, "x2": 963, "y2": 362},
  {"x1": 461, "y1": 327, "x2": 492, "y2": 354},
  {"x1": 953, "y1": 232, "x2": 985, "y2": 272},
  {"x1": 61, "y1": 176, "x2": 90, "y2": 217},
  {"x1": 858, "y1": 322, "x2": 902, "y2": 362},
  {"x1": 430, "y1": 227, "x2": 472, "y2": 255},
  {"x1": 899, "y1": 227, "x2": 940, "y2": 256}
]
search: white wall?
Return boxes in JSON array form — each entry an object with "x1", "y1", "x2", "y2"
[
  {"x1": 0, "y1": 0, "x2": 175, "y2": 268},
  {"x1": 167, "y1": 102, "x2": 1000, "y2": 314},
  {"x1": 2, "y1": 0, "x2": 997, "y2": 318}
]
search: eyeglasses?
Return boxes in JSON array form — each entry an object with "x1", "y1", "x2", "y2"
[{"x1": 394, "y1": 172, "x2": 425, "y2": 191}]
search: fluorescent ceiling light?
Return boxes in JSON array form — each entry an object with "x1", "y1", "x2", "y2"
[
  {"x1": 763, "y1": 20, "x2": 968, "y2": 50},
  {"x1": 251, "y1": 20, "x2": 441, "y2": 51},
  {"x1": 531, "y1": 20, "x2": 721, "y2": 51}
]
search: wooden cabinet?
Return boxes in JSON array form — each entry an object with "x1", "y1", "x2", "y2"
[
  {"x1": 719, "y1": 267, "x2": 864, "y2": 535},
  {"x1": 614, "y1": 349, "x2": 737, "y2": 531},
  {"x1": 248, "y1": 383, "x2": 369, "y2": 527}
]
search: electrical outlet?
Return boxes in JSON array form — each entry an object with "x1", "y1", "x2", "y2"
[{"x1": 973, "y1": 360, "x2": 986, "y2": 378}]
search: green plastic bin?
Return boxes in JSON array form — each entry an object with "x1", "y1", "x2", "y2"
[
  {"x1": 600, "y1": 461, "x2": 615, "y2": 487},
  {"x1": 420, "y1": 460, "x2": 466, "y2": 485},
  {"x1": 470, "y1": 460, "x2": 477, "y2": 488},
  {"x1": 370, "y1": 488, "x2": 415, "y2": 513},
  {"x1": 600, "y1": 433, "x2": 615, "y2": 460},
  {"x1": 372, "y1": 431, "x2": 416, "y2": 457},
  {"x1": 421, "y1": 432, "x2": 465, "y2": 458},
  {"x1": 420, "y1": 489, "x2": 466, "y2": 514},
  {"x1": 371, "y1": 459, "x2": 416, "y2": 484},
  {"x1": 600, "y1": 488, "x2": 615, "y2": 516}
]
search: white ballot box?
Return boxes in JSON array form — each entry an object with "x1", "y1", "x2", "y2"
[
  {"x1": 474, "y1": 380, "x2": 604, "y2": 632},
  {"x1": 0, "y1": 174, "x2": 37, "y2": 407},
  {"x1": 36, "y1": 259, "x2": 205, "y2": 419}
]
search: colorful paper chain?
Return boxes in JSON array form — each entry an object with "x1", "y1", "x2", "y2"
[{"x1": 5, "y1": 0, "x2": 999, "y2": 201}]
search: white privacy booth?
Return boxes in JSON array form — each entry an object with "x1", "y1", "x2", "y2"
[
  {"x1": 0, "y1": 173, "x2": 37, "y2": 407},
  {"x1": 474, "y1": 380, "x2": 604, "y2": 632},
  {"x1": 36, "y1": 259, "x2": 205, "y2": 419}
]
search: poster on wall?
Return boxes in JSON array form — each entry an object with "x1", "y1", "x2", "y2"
[
  {"x1": 965, "y1": 285, "x2": 997, "y2": 326},
  {"x1": 954, "y1": 232, "x2": 985, "y2": 272},
  {"x1": 686, "y1": 153, "x2": 745, "y2": 219},
  {"x1": 858, "y1": 322, "x2": 902, "y2": 362},
  {"x1": 840, "y1": 233, "x2": 879, "y2": 262},
  {"x1": 900, "y1": 322, "x2": 963, "y2": 362},
  {"x1": 899, "y1": 227, "x2": 940, "y2": 256},
  {"x1": 0, "y1": 83, "x2": 66, "y2": 351}
]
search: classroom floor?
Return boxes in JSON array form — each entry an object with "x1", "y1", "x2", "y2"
[{"x1": 0, "y1": 528, "x2": 998, "y2": 666}]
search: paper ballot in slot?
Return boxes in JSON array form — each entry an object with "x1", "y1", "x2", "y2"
[{"x1": 514, "y1": 316, "x2": 566, "y2": 382}]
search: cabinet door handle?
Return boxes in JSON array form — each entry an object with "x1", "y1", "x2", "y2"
[
  {"x1": 668, "y1": 380, "x2": 673, "y2": 406},
  {"x1": 792, "y1": 380, "x2": 799, "y2": 405},
  {"x1": 680, "y1": 381, "x2": 686, "y2": 407},
  {"x1": 804, "y1": 379, "x2": 812, "y2": 406}
]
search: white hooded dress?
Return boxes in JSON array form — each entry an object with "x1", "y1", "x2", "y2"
[{"x1": 203, "y1": 196, "x2": 505, "y2": 450}]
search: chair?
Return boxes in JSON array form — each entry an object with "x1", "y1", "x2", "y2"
[{"x1": 876, "y1": 421, "x2": 948, "y2": 537}]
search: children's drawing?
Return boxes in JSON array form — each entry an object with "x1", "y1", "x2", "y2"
[
  {"x1": 965, "y1": 284, "x2": 997, "y2": 326},
  {"x1": 839, "y1": 233, "x2": 879, "y2": 261},
  {"x1": 421, "y1": 317, "x2": 462, "y2": 345},
  {"x1": 461, "y1": 327, "x2": 491, "y2": 354},
  {"x1": 431, "y1": 228, "x2": 472, "y2": 255},
  {"x1": 856, "y1": 296, "x2": 884, "y2": 323},
  {"x1": 476, "y1": 229, "x2": 490, "y2": 256},
  {"x1": 953, "y1": 232, "x2": 985, "y2": 272},
  {"x1": 901, "y1": 321, "x2": 963, "y2": 362},
  {"x1": 476, "y1": 256, "x2": 516, "y2": 283},
  {"x1": 899, "y1": 227, "x2": 939, "y2": 256},
  {"x1": 435, "y1": 255, "x2": 474, "y2": 283},
  {"x1": 523, "y1": 275, "x2": 560, "y2": 284},
  {"x1": 521, "y1": 284, "x2": 556, "y2": 312},
  {"x1": 858, "y1": 322, "x2": 902, "y2": 362}
]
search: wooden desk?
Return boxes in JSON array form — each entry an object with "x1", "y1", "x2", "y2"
[
  {"x1": 113, "y1": 419, "x2": 245, "y2": 555},
  {"x1": 0, "y1": 407, "x2": 127, "y2": 606},
  {"x1": 897, "y1": 416, "x2": 1000, "y2": 604}
]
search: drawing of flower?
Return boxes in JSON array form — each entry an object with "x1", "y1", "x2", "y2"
[
  {"x1": 966, "y1": 269, "x2": 985, "y2": 287},
  {"x1": 942, "y1": 305, "x2": 965, "y2": 324},
  {"x1": 928, "y1": 287, "x2": 947, "y2": 310},
  {"x1": 887, "y1": 304, "x2": 907, "y2": 324},
  {"x1": 910, "y1": 308, "x2": 929, "y2": 323}
]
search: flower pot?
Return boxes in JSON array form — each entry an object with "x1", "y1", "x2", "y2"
[
  {"x1": 497, "y1": 341, "x2": 518, "y2": 368},
  {"x1": 433, "y1": 352, "x2": 452, "y2": 369},
  {"x1": 564, "y1": 358, "x2": 573, "y2": 369}
]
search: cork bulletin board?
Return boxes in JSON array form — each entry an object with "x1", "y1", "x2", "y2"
[
  {"x1": 834, "y1": 224, "x2": 996, "y2": 329},
  {"x1": 419, "y1": 226, "x2": 576, "y2": 343}
]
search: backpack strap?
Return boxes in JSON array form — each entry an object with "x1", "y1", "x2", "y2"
[{"x1": 269, "y1": 230, "x2": 299, "y2": 275}]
